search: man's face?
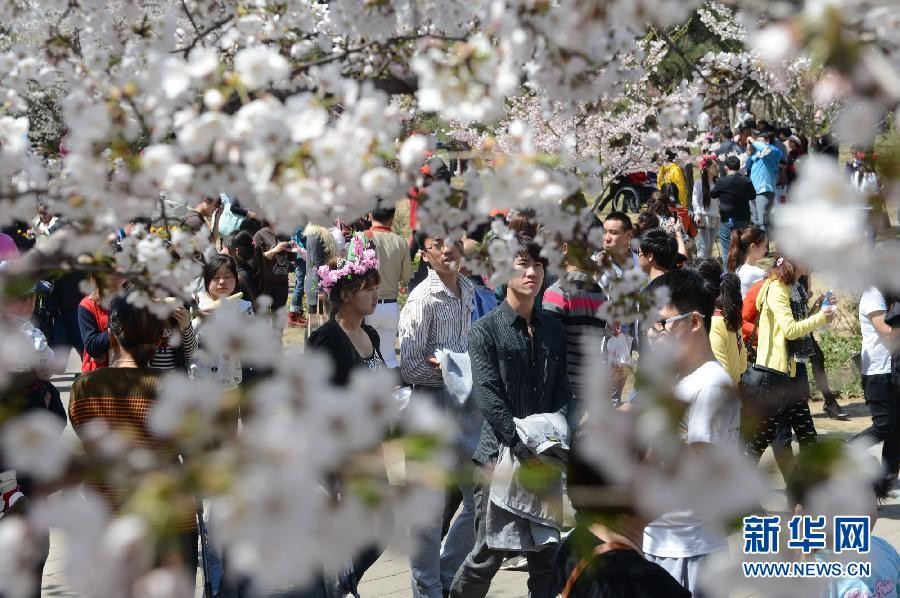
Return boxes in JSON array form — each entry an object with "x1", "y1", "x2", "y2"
[
  {"x1": 422, "y1": 237, "x2": 460, "y2": 275},
  {"x1": 637, "y1": 247, "x2": 651, "y2": 274},
  {"x1": 603, "y1": 220, "x2": 632, "y2": 255},
  {"x1": 507, "y1": 254, "x2": 545, "y2": 298},
  {"x1": 646, "y1": 304, "x2": 700, "y2": 369}
]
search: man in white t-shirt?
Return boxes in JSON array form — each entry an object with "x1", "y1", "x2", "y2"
[
  {"x1": 642, "y1": 269, "x2": 741, "y2": 594},
  {"x1": 852, "y1": 287, "x2": 900, "y2": 487}
]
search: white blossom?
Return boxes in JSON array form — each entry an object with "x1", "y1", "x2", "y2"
[
  {"x1": 234, "y1": 46, "x2": 290, "y2": 91},
  {"x1": 0, "y1": 411, "x2": 69, "y2": 482}
]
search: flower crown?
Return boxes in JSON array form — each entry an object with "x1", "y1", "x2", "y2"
[
  {"x1": 698, "y1": 153, "x2": 718, "y2": 171},
  {"x1": 316, "y1": 233, "x2": 379, "y2": 294}
]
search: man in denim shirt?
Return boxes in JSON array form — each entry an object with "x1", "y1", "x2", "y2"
[
  {"x1": 746, "y1": 130, "x2": 783, "y2": 232},
  {"x1": 449, "y1": 236, "x2": 574, "y2": 598}
]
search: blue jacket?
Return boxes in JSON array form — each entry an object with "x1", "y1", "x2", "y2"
[{"x1": 747, "y1": 141, "x2": 782, "y2": 195}]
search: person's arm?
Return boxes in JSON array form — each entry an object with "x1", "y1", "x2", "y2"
[
  {"x1": 77, "y1": 304, "x2": 110, "y2": 359},
  {"x1": 549, "y1": 333, "x2": 574, "y2": 422},
  {"x1": 741, "y1": 179, "x2": 756, "y2": 202},
  {"x1": 767, "y1": 282, "x2": 827, "y2": 340},
  {"x1": 709, "y1": 318, "x2": 730, "y2": 372},
  {"x1": 398, "y1": 296, "x2": 441, "y2": 386},
  {"x1": 692, "y1": 182, "x2": 704, "y2": 213},
  {"x1": 541, "y1": 285, "x2": 567, "y2": 320},
  {"x1": 869, "y1": 312, "x2": 900, "y2": 352},
  {"x1": 211, "y1": 204, "x2": 222, "y2": 245},
  {"x1": 263, "y1": 240, "x2": 290, "y2": 260},
  {"x1": 26, "y1": 323, "x2": 58, "y2": 380},
  {"x1": 710, "y1": 178, "x2": 722, "y2": 198},
  {"x1": 469, "y1": 324, "x2": 522, "y2": 453},
  {"x1": 399, "y1": 243, "x2": 412, "y2": 286}
]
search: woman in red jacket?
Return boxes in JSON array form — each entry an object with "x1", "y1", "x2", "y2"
[{"x1": 77, "y1": 271, "x2": 127, "y2": 372}]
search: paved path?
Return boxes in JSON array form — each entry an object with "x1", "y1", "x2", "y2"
[{"x1": 41, "y1": 352, "x2": 900, "y2": 597}]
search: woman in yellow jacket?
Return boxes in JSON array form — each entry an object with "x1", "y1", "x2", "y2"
[
  {"x1": 696, "y1": 259, "x2": 747, "y2": 384},
  {"x1": 658, "y1": 151, "x2": 689, "y2": 207},
  {"x1": 741, "y1": 256, "x2": 836, "y2": 465}
]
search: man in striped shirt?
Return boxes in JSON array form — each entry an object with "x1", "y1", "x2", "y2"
[
  {"x1": 542, "y1": 223, "x2": 609, "y2": 405},
  {"x1": 399, "y1": 233, "x2": 478, "y2": 598}
]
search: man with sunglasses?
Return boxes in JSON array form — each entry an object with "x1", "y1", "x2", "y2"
[
  {"x1": 640, "y1": 269, "x2": 741, "y2": 595},
  {"x1": 399, "y1": 232, "x2": 479, "y2": 598}
]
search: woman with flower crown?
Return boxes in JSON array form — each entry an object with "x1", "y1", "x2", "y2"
[
  {"x1": 308, "y1": 233, "x2": 386, "y2": 384},
  {"x1": 307, "y1": 233, "x2": 389, "y2": 594},
  {"x1": 691, "y1": 153, "x2": 721, "y2": 259}
]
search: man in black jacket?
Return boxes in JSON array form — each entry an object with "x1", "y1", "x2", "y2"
[
  {"x1": 712, "y1": 155, "x2": 756, "y2": 264},
  {"x1": 449, "y1": 236, "x2": 574, "y2": 598}
]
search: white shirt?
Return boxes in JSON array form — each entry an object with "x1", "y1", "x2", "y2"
[
  {"x1": 737, "y1": 264, "x2": 766, "y2": 297},
  {"x1": 859, "y1": 287, "x2": 892, "y2": 375},
  {"x1": 643, "y1": 361, "x2": 740, "y2": 558},
  {"x1": 691, "y1": 180, "x2": 719, "y2": 217}
]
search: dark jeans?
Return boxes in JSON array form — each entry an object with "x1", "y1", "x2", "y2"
[
  {"x1": 290, "y1": 259, "x2": 306, "y2": 314},
  {"x1": 718, "y1": 217, "x2": 749, "y2": 268},
  {"x1": 851, "y1": 374, "x2": 900, "y2": 479},
  {"x1": 51, "y1": 307, "x2": 84, "y2": 358},
  {"x1": 448, "y1": 475, "x2": 557, "y2": 598},
  {"x1": 742, "y1": 364, "x2": 818, "y2": 464}
]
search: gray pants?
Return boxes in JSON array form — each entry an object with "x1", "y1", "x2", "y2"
[
  {"x1": 409, "y1": 389, "x2": 482, "y2": 597},
  {"x1": 749, "y1": 191, "x2": 775, "y2": 232},
  {"x1": 448, "y1": 476, "x2": 557, "y2": 598}
]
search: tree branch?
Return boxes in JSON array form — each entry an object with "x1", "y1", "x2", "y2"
[{"x1": 175, "y1": 13, "x2": 233, "y2": 58}]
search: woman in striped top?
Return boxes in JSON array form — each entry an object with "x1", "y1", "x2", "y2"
[
  {"x1": 149, "y1": 304, "x2": 197, "y2": 372},
  {"x1": 69, "y1": 295, "x2": 198, "y2": 571}
]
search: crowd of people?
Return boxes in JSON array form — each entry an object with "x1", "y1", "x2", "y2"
[{"x1": 0, "y1": 117, "x2": 897, "y2": 598}]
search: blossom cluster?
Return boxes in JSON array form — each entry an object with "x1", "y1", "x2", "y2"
[{"x1": 315, "y1": 235, "x2": 380, "y2": 294}]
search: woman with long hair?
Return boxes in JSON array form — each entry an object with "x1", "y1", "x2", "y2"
[
  {"x1": 726, "y1": 226, "x2": 767, "y2": 296},
  {"x1": 691, "y1": 155, "x2": 720, "y2": 259},
  {"x1": 69, "y1": 295, "x2": 198, "y2": 572},
  {"x1": 741, "y1": 255, "x2": 836, "y2": 473},
  {"x1": 695, "y1": 258, "x2": 747, "y2": 384}
]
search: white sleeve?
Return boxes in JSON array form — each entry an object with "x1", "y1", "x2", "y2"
[
  {"x1": 691, "y1": 181, "x2": 704, "y2": 214},
  {"x1": 859, "y1": 288, "x2": 886, "y2": 318},
  {"x1": 23, "y1": 321, "x2": 56, "y2": 379}
]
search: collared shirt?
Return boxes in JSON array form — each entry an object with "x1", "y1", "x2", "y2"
[
  {"x1": 470, "y1": 300, "x2": 574, "y2": 465},
  {"x1": 366, "y1": 225, "x2": 412, "y2": 300},
  {"x1": 398, "y1": 269, "x2": 475, "y2": 387}
]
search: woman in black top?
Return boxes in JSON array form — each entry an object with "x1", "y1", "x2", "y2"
[
  {"x1": 308, "y1": 256, "x2": 386, "y2": 386},
  {"x1": 306, "y1": 247, "x2": 389, "y2": 596}
]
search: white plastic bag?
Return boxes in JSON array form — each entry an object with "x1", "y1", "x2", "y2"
[{"x1": 606, "y1": 332, "x2": 633, "y2": 367}]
